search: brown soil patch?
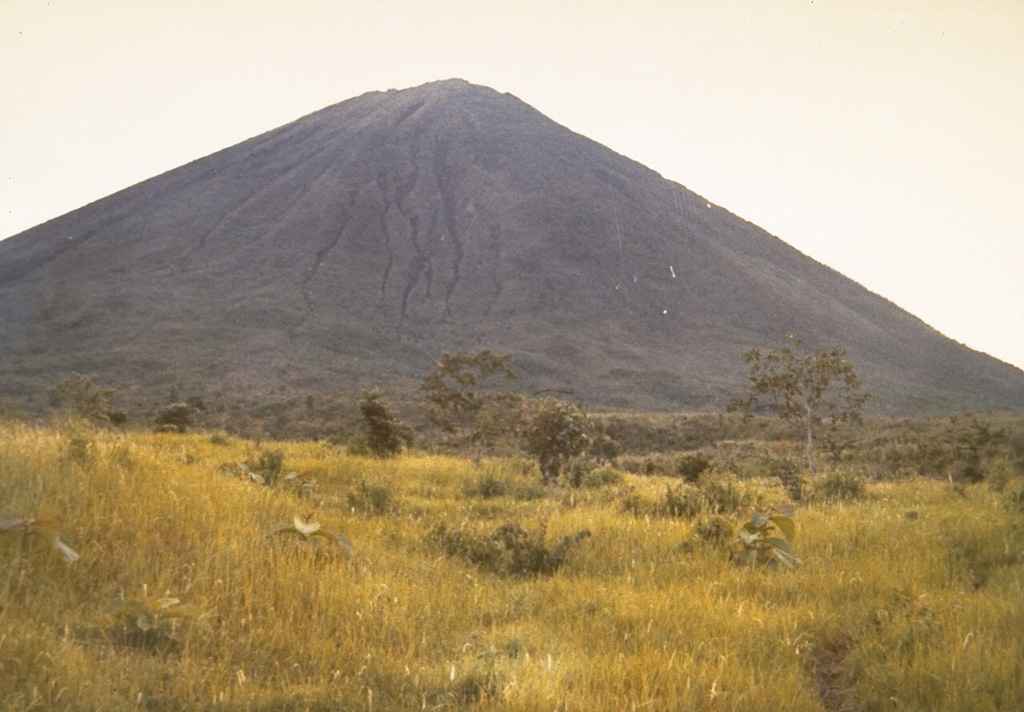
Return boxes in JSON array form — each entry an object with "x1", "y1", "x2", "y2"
[{"x1": 811, "y1": 634, "x2": 856, "y2": 712}]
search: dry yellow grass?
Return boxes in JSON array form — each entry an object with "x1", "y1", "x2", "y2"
[{"x1": 1, "y1": 419, "x2": 1022, "y2": 710}]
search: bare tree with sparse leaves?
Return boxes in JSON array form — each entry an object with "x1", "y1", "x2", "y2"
[{"x1": 729, "y1": 338, "x2": 869, "y2": 475}]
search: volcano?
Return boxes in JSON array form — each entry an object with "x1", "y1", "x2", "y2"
[{"x1": 2, "y1": 79, "x2": 1023, "y2": 420}]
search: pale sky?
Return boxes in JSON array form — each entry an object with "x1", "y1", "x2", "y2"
[{"x1": 3, "y1": 0, "x2": 1023, "y2": 371}]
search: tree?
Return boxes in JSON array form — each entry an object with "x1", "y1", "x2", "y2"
[
  {"x1": 521, "y1": 398, "x2": 591, "y2": 484},
  {"x1": 55, "y1": 373, "x2": 126, "y2": 425},
  {"x1": 729, "y1": 338, "x2": 869, "y2": 475},
  {"x1": 420, "y1": 350, "x2": 519, "y2": 450},
  {"x1": 358, "y1": 388, "x2": 413, "y2": 458}
]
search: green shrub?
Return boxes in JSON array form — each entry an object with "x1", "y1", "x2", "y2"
[
  {"x1": 564, "y1": 456, "x2": 598, "y2": 488},
  {"x1": 431, "y1": 521, "x2": 590, "y2": 576},
  {"x1": 208, "y1": 431, "x2": 231, "y2": 447},
  {"x1": 950, "y1": 457, "x2": 985, "y2": 484},
  {"x1": 639, "y1": 457, "x2": 664, "y2": 475},
  {"x1": 580, "y1": 464, "x2": 623, "y2": 488},
  {"x1": 764, "y1": 455, "x2": 805, "y2": 501},
  {"x1": 245, "y1": 449, "x2": 285, "y2": 486},
  {"x1": 347, "y1": 481, "x2": 397, "y2": 515},
  {"x1": 811, "y1": 469, "x2": 867, "y2": 503},
  {"x1": 510, "y1": 480, "x2": 547, "y2": 502},
  {"x1": 633, "y1": 478, "x2": 748, "y2": 520},
  {"x1": 880, "y1": 440, "x2": 951, "y2": 478},
  {"x1": 465, "y1": 472, "x2": 510, "y2": 499},
  {"x1": 692, "y1": 515, "x2": 735, "y2": 546},
  {"x1": 657, "y1": 484, "x2": 703, "y2": 518},
  {"x1": 987, "y1": 457, "x2": 1018, "y2": 492},
  {"x1": 154, "y1": 402, "x2": 197, "y2": 433},
  {"x1": 729, "y1": 506, "x2": 802, "y2": 570},
  {"x1": 674, "y1": 452, "x2": 712, "y2": 482},
  {"x1": 590, "y1": 431, "x2": 622, "y2": 463},
  {"x1": 620, "y1": 490, "x2": 655, "y2": 517},
  {"x1": 521, "y1": 398, "x2": 591, "y2": 484},
  {"x1": 699, "y1": 478, "x2": 747, "y2": 514},
  {"x1": 358, "y1": 388, "x2": 413, "y2": 458},
  {"x1": 463, "y1": 463, "x2": 546, "y2": 501},
  {"x1": 55, "y1": 373, "x2": 124, "y2": 425}
]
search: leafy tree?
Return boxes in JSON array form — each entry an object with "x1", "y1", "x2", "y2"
[
  {"x1": 521, "y1": 398, "x2": 591, "y2": 484},
  {"x1": 420, "y1": 350, "x2": 519, "y2": 450},
  {"x1": 358, "y1": 388, "x2": 413, "y2": 458},
  {"x1": 55, "y1": 373, "x2": 126, "y2": 425},
  {"x1": 729, "y1": 338, "x2": 868, "y2": 475}
]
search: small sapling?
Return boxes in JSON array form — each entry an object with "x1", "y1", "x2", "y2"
[{"x1": 729, "y1": 505, "x2": 802, "y2": 569}]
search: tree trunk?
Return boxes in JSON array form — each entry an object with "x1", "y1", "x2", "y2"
[{"x1": 541, "y1": 457, "x2": 560, "y2": 485}]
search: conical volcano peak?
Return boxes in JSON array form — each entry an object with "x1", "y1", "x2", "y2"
[
  {"x1": 381, "y1": 78, "x2": 524, "y2": 110},
  {"x1": 328, "y1": 78, "x2": 546, "y2": 141},
  {"x1": 0, "y1": 81, "x2": 1022, "y2": 420},
  {"x1": 388, "y1": 77, "x2": 492, "y2": 99}
]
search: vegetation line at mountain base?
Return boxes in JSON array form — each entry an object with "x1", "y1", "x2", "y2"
[{"x1": 2, "y1": 416, "x2": 1023, "y2": 710}]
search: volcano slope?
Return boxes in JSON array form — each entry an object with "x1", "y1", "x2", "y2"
[{"x1": 1, "y1": 79, "x2": 1022, "y2": 419}]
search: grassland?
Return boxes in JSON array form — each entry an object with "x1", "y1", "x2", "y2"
[{"x1": 2, "y1": 417, "x2": 1023, "y2": 711}]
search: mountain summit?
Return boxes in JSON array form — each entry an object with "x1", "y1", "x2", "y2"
[{"x1": 2, "y1": 79, "x2": 1023, "y2": 417}]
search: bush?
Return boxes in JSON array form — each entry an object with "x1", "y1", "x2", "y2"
[
  {"x1": 465, "y1": 472, "x2": 510, "y2": 499},
  {"x1": 674, "y1": 452, "x2": 712, "y2": 482},
  {"x1": 345, "y1": 433, "x2": 370, "y2": 457},
  {"x1": 358, "y1": 389, "x2": 413, "y2": 458},
  {"x1": 564, "y1": 456, "x2": 599, "y2": 488},
  {"x1": 658, "y1": 484, "x2": 703, "y2": 518},
  {"x1": 987, "y1": 458, "x2": 1018, "y2": 493},
  {"x1": 699, "y1": 478, "x2": 747, "y2": 514},
  {"x1": 55, "y1": 373, "x2": 124, "y2": 425},
  {"x1": 729, "y1": 506, "x2": 802, "y2": 570},
  {"x1": 811, "y1": 469, "x2": 866, "y2": 503},
  {"x1": 620, "y1": 455, "x2": 669, "y2": 476},
  {"x1": 627, "y1": 478, "x2": 748, "y2": 520},
  {"x1": 521, "y1": 398, "x2": 591, "y2": 484},
  {"x1": 154, "y1": 402, "x2": 197, "y2": 433},
  {"x1": 209, "y1": 432, "x2": 231, "y2": 447},
  {"x1": 510, "y1": 480, "x2": 548, "y2": 501},
  {"x1": 1007, "y1": 485, "x2": 1024, "y2": 513},
  {"x1": 60, "y1": 420, "x2": 94, "y2": 466},
  {"x1": 245, "y1": 449, "x2": 285, "y2": 486},
  {"x1": 950, "y1": 457, "x2": 985, "y2": 484},
  {"x1": 431, "y1": 521, "x2": 590, "y2": 576},
  {"x1": 765, "y1": 455, "x2": 805, "y2": 501},
  {"x1": 579, "y1": 464, "x2": 623, "y2": 488},
  {"x1": 620, "y1": 490, "x2": 655, "y2": 517},
  {"x1": 590, "y1": 431, "x2": 622, "y2": 463},
  {"x1": 347, "y1": 481, "x2": 397, "y2": 515},
  {"x1": 463, "y1": 463, "x2": 547, "y2": 501},
  {"x1": 692, "y1": 515, "x2": 735, "y2": 546},
  {"x1": 879, "y1": 441, "x2": 951, "y2": 479}
]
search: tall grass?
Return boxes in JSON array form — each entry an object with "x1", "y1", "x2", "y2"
[{"x1": 1, "y1": 419, "x2": 1022, "y2": 710}]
